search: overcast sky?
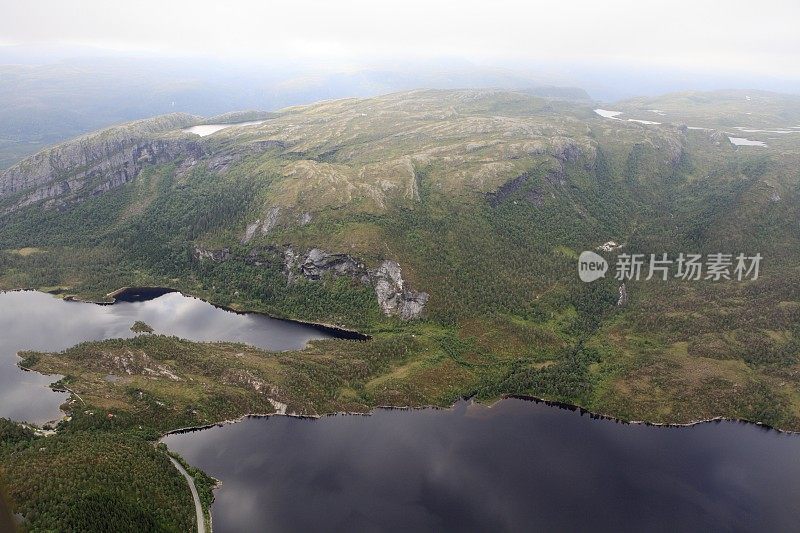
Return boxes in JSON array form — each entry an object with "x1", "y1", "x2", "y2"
[{"x1": 2, "y1": 0, "x2": 799, "y2": 78}]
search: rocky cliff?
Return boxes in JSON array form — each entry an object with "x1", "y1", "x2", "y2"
[
  {"x1": 284, "y1": 248, "x2": 429, "y2": 319},
  {"x1": 371, "y1": 260, "x2": 429, "y2": 320},
  {"x1": 195, "y1": 245, "x2": 429, "y2": 320},
  {"x1": 0, "y1": 113, "x2": 201, "y2": 213}
]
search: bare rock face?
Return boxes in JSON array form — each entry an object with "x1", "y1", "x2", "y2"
[
  {"x1": 281, "y1": 249, "x2": 428, "y2": 319},
  {"x1": 242, "y1": 221, "x2": 262, "y2": 244},
  {"x1": 283, "y1": 247, "x2": 370, "y2": 284},
  {"x1": 241, "y1": 206, "x2": 308, "y2": 244},
  {"x1": 200, "y1": 244, "x2": 430, "y2": 319},
  {"x1": 262, "y1": 207, "x2": 282, "y2": 234},
  {"x1": 283, "y1": 247, "x2": 300, "y2": 283},
  {"x1": 103, "y1": 350, "x2": 181, "y2": 381},
  {"x1": 192, "y1": 246, "x2": 231, "y2": 262},
  {"x1": 617, "y1": 283, "x2": 628, "y2": 306},
  {"x1": 371, "y1": 260, "x2": 429, "y2": 319},
  {"x1": 0, "y1": 113, "x2": 202, "y2": 213},
  {"x1": 300, "y1": 248, "x2": 368, "y2": 281}
]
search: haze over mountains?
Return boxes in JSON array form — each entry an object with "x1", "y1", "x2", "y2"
[
  {"x1": 2, "y1": 1, "x2": 800, "y2": 530},
  {"x1": 2, "y1": 43, "x2": 800, "y2": 170}
]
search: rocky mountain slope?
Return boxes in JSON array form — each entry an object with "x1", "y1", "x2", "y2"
[
  {"x1": 1, "y1": 88, "x2": 799, "y2": 431},
  {"x1": 0, "y1": 113, "x2": 202, "y2": 213},
  {"x1": 2, "y1": 88, "x2": 800, "y2": 531}
]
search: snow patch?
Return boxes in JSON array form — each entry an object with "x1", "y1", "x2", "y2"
[
  {"x1": 183, "y1": 120, "x2": 265, "y2": 137},
  {"x1": 728, "y1": 136, "x2": 767, "y2": 147},
  {"x1": 594, "y1": 109, "x2": 623, "y2": 119}
]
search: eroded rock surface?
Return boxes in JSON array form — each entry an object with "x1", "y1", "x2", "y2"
[
  {"x1": 0, "y1": 114, "x2": 203, "y2": 213},
  {"x1": 299, "y1": 248, "x2": 369, "y2": 281},
  {"x1": 192, "y1": 246, "x2": 231, "y2": 262},
  {"x1": 371, "y1": 260, "x2": 429, "y2": 319},
  {"x1": 195, "y1": 244, "x2": 428, "y2": 319},
  {"x1": 285, "y1": 249, "x2": 428, "y2": 319}
]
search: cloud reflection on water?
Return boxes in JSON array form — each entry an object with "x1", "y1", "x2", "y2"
[{"x1": 0, "y1": 291, "x2": 332, "y2": 424}]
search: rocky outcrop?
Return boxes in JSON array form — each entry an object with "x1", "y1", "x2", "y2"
[
  {"x1": 242, "y1": 222, "x2": 262, "y2": 244},
  {"x1": 195, "y1": 244, "x2": 428, "y2": 319},
  {"x1": 7, "y1": 138, "x2": 205, "y2": 213},
  {"x1": 371, "y1": 260, "x2": 429, "y2": 319},
  {"x1": 192, "y1": 246, "x2": 231, "y2": 262},
  {"x1": 617, "y1": 283, "x2": 628, "y2": 306},
  {"x1": 0, "y1": 113, "x2": 203, "y2": 213},
  {"x1": 552, "y1": 140, "x2": 585, "y2": 164},
  {"x1": 299, "y1": 248, "x2": 369, "y2": 281},
  {"x1": 240, "y1": 205, "x2": 302, "y2": 244},
  {"x1": 241, "y1": 207, "x2": 280, "y2": 244},
  {"x1": 288, "y1": 250, "x2": 430, "y2": 319},
  {"x1": 102, "y1": 350, "x2": 181, "y2": 381},
  {"x1": 282, "y1": 247, "x2": 300, "y2": 280}
]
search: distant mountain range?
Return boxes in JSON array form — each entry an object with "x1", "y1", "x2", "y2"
[{"x1": 2, "y1": 50, "x2": 798, "y2": 170}]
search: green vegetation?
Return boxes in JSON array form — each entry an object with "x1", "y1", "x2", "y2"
[
  {"x1": 0, "y1": 426, "x2": 197, "y2": 532},
  {"x1": 1, "y1": 88, "x2": 800, "y2": 529},
  {"x1": 615, "y1": 89, "x2": 800, "y2": 130}
]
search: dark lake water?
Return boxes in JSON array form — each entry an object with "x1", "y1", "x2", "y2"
[
  {"x1": 163, "y1": 399, "x2": 800, "y2": 533},
  {"x1": 0, "y1": 290, "x2": 334, "y2": 424},
  {"x1": 5, "y1": 291, "x2": 800, "y2": 531}
]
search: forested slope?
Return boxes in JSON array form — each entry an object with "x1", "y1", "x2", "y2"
[{"x1": 1, "y1": 88, "x2": 800, "y2": 530}]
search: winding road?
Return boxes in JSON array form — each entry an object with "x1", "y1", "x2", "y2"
[{"x1": 169, "y1": 457, "x2": 206, "y2": 533}]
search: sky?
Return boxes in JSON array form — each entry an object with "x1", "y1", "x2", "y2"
[{"x1": 2, "y1": 0, "x2": 800, "y2": 79}]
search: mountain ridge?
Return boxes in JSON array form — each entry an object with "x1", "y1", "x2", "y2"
[{"x1": 1, "y1": 88, "x2": 799, "y2": 432}]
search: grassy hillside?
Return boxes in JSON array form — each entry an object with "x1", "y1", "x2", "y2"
[
  {"x1": 0, "y1": 59, "x2": 567, "y2": 170},
  {"x1": 611, "y1": 89, "x2": 800, "y2": 129},
  {"x1": 1, "y1": 88, "x2": 799, "y2": 529},
  {"x1": 0, "y1": 89, "x2": 797, "y2": 414}
]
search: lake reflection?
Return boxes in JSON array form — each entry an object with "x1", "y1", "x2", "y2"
[
  {"x1": 164, "y1": 399, "x2": 800, "y2": 533},
  {"x1": 0, "y1": 290, "x2": 333, "y2": 424}
]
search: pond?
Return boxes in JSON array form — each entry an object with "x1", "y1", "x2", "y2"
[
  {"x1": 163, "y1": 398, "x2": 800, "y2": 532},
  {"x1": 0, "y1": 290, "x2": 335, "y2": 424}
]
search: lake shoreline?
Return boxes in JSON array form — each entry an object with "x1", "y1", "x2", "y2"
[
  {"x1": 0, "y1": 287, "x2": 361, "y2": 427},
  {"x1": 159, "y1": 394, "x2": 799, "y2": 531},
  {"x1": 103, "y1": 287, "x2": 371, "y2": 340},
  {"x1": 4, "y1": 286, "x2": 797, "y2": 435},
  {"x1": 159, "y1": 393, "x2": 800, "y2": 441},
  {"x1": 1, "y1": 286, "x2": 370, "y2": 341},
  {"x1": 162, "y1": 393, "x2": 800, "y2": 532}
]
